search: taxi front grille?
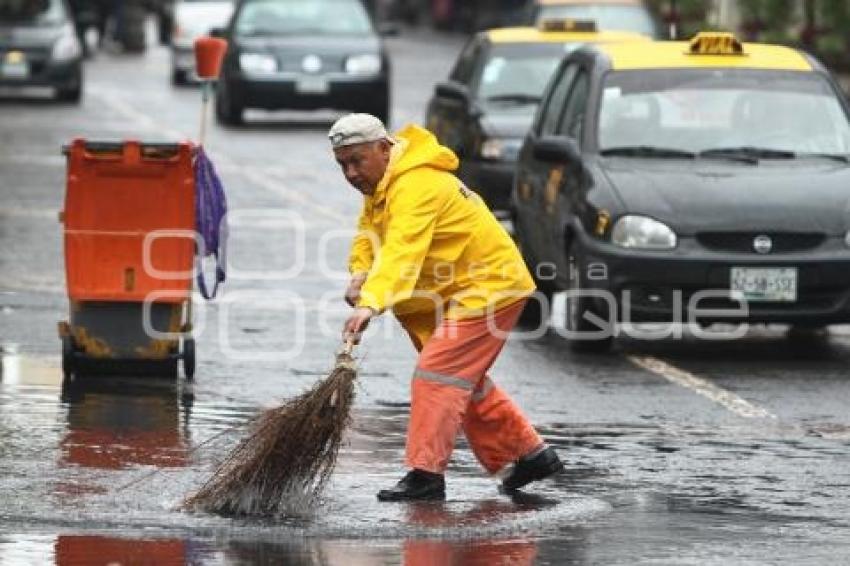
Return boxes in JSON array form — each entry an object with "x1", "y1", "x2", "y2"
[{"x1": 696, "y1": 232, "x2": 826, "y2": 254}]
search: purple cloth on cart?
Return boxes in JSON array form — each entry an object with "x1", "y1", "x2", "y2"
[{"x1": 194, "y1": 147, "x2": 228, "y2": 299}]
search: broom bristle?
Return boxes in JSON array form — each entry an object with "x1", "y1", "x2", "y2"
[{"x1": 184, "y1": 351, "x2": 357, "y2": 516}]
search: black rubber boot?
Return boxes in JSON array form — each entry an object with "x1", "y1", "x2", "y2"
[
  {"x1": 377, "y1": 469, "x2": 446, "y2": 502},
  {"x1": 501, "y1": 446, "x2": 564, "y2": 492}
]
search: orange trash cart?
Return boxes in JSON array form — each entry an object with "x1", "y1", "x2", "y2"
[{"x1": 59, "y1": 139, "x2": 197, "y2": 380}]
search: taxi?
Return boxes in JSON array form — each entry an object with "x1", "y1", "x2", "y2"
[
  {"x1": 425, "y1": 19, "x2": 647, "y2": 215},
  {"x1": 523, "y1": 0, "x2": 660, "y2": 37},
  {"x1": 512, "y1": 32, "x2": 850, "y2": 350}
]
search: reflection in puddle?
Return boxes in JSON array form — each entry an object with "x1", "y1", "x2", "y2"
[
  {"x1": 59, "y1": 377, "x2": 193, "y2": 471},
  {"x1": 223, "y1": 537, "x2": 538, "y2": 566},
  {"x1": 54, "y1": 535, "x2": 200, "y2": 565},
  {"x1": 0, "y1": 533, "x2": 541, "y2": 566}
]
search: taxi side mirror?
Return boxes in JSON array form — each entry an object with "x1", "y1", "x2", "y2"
[
  {"x1": 435, "y1": 81, "x2": 470, "y2": 104},
  {"x1": 533, "y1": 135, "x2": 580, "y2": 164}
]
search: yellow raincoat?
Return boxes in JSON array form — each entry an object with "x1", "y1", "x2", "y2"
[{"x1": 349, "y1": 124, "x2": 535, "y2": 322}]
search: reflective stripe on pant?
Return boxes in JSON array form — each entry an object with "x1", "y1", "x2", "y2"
[{"x1": 399, "y1": 300, "x2": 543, "y2": 474}]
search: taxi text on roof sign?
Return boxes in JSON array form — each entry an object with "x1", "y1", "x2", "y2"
[
  {"x1": 539, "y1": 18, "x2": 597, "y2": 33},
  {"x1": 688, "y1": 32, "x2": 744, "y2": 56}
]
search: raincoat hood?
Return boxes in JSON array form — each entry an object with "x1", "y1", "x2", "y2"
[{"x1": 372, "y1": 125, "x2": 459, "y2": 203}]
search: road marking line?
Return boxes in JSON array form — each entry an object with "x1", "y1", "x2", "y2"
[
  {"x1": 628, "y1": 355, "x2": 776, "y2": 419},
  {"x1": 0, "y1": 206, "x2": 58, "y2": 219},
  {"x1": 0, "y1": 154, "x2": 64, "y2": 167},
  {"x1": 89, "y1": 86, "x2": 187, "y2": 140}
]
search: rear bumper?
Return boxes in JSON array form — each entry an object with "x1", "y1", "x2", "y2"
[
  {"x1": 226, "y1": 73, "x2": 388, "y2": 111},
  {"x1": 576, "y1": 231, "x2": 850, "y2": 325}
]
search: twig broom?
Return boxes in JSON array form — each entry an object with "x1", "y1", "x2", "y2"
[{"x1": 184, "y1": 342, "x2": 357, "y2": 516}]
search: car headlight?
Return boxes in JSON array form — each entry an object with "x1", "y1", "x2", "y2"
[
  {"x1": 239, "y1": 52, "x2": 277, "y2": 74},
  {"x1": 52, "y1": 24, "x2": 82, "y2": 62},
  {"x1": 611, "y1": 215, "x2": 677, "y2": 249},
  {"x1": 345, "y1": 54, "x2": 381, "y2": 75},
  {"x1": 480, "y1": 138, "x2": 522, "y2": 161}
]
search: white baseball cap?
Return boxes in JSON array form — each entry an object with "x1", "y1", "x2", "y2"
[{"x1": 328, "y1": 113, "x2": 392, "y2": 149}]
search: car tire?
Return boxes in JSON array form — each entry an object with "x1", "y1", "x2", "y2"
[
  {"x1": 215, "y1": 80, "x2": 244, "y2": 125},
  {"x1": 56, "y1": 84, "x2": 82, "y2": 103},
  {"x1": 183, "y1": 337, "x2": 195, "y2": 381},
  {"x1": 171, "y1": 68, "x2": 187, "y2": 86},
  {"x1": 514, "y1": 217, "x2": 554, "y2": 328},
  {"x1": 565, "y1": 241, "x2": 614, "y2": 353},
  {"x1": 158, "y1": 11, "x2": 173, "y2": 45},
  {"x1": 61, "y1": 336, "x2": 76, "y2": 382}
]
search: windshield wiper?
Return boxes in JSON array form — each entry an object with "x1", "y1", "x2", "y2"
[
  {"x1": 699, "y1": 146, "x2": 796, "y2": 163},
  {"x1": 600, "y1": 145, "x2": 696, "y2": 159},
  {"x1": 238, "y1": 28, "x2": 280, "y2": 36},
  {"x1": 798, "y1": 152, "x2": 850, "y2": 163},
  {"x1": 485, "y1": 94, "x2": 541, "y2": 105}
]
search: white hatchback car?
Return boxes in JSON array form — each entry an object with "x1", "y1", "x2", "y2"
[{"x1": 170, "y1": 0, "x2": 234, "y2": 84}]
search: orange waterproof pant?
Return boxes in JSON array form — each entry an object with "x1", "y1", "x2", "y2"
[{"x1": 398, "y1": 299, "x2": 543, "y2": 475}]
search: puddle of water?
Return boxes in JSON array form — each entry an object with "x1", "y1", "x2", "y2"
[
  {"x1": 3, "y1": 347, "x2": 847, "y2": 564},
  {"x1": 0, "y1": 533, "x2": 552, "y2": 565}
]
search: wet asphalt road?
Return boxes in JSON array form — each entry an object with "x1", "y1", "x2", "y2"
[{"x1": 1, "y1": 25, "x2": 850, "y2": 566}]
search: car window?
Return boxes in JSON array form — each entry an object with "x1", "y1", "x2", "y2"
[
  {"x1": 598, "y1": 69, "x2": 850, "y2": 155},
  {"x1": 450, "y1": 38, "x2": 482, "y2": 85},
  {"x1": 475, "y1": 43, "x2": 570, "y2": 103},
  {"x1": 538, "y1": 63, "x2": 578, "y2": 136},
  {"x1": 234, "y1": 0, "x2": 372, "y2": 36},
  {"x1": 0, "y1": 0, "x2": 65, "y2": 25},
  {"x1": 536, "y1": 4, "x2": 657, "y2": 37},
  {"x1": 557, "y1": 70, "x2": 589, "y2": 140}
]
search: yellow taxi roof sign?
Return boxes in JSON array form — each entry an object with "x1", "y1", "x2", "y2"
[
  {"x1": 539, "y1": 18, "x2": 597, "y2": 33},
  {"x1": 486, "y1": 26, "x2": 648, "y2": 45},
  {"x1": 688, "y1": 32, "x2": 745, "y2": 55}
]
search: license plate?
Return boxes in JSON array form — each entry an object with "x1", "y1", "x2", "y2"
[
  {"x1": 295, "y1": 76, "x2": 328, "y2": 94},
  {"x1": 0, "y1": 61, "x2": 29, "y2": 80},
  {"x1": 730, "y1": 267, "x2": 797, "y2": 302}
]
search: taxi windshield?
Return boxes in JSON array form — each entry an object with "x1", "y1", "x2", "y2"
[
  {"x1": 476, "y1": 43, "x2": 573, "y2": 105},
  {"x1": 235, "y1": 0, "x2": 372, "y2": 36},
  {"x1": 0, "y1": 0, "x2": 64, "y2": 25},
  {"x1": 598, "y1": 69, "x2": 850, "y2": 156}
]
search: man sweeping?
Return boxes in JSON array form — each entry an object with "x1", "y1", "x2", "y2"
[{"x1": 331, "y1": 113, "x2": 564, "y2": 501}]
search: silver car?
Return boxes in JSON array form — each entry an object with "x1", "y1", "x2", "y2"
[
  {"x1": 170, "y1": 0, "x2": 234, "y2": 84},
  {"x1": 0, "y1": 0, "x2": 83, "y2": 101}
]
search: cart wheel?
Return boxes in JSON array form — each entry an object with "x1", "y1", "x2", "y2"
[
  {"x1": 183, "y1": 337, "x2": 195, "y2": 381},
  {"x1": 61, "y1": 336, "x2": 75, "y2": 382}
]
